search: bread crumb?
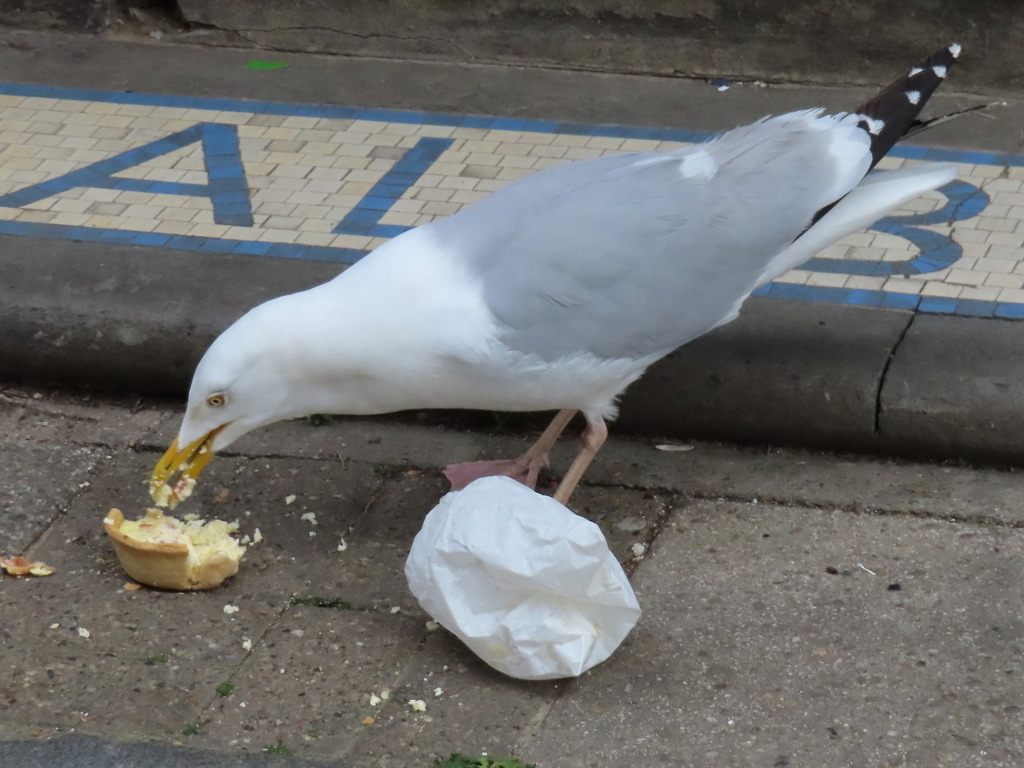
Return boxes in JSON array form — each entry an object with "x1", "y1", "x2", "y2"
[
  {"x1": 77, "y1": 627, "x2": 91, "y2": 639},
  {"x1": 285, "y1": 494, "x2": 296, "y2": 505},
  {"x1": 1, "y1": 556, "x2": 56, "y2": 576},
  {"x1": 300, "y1": 512, "x2": 317, "y2": 526},
  {"x1": 223, "y1": 604, "x2": 239, "y2": 615},
  {"x1": 408, "y1": 699, "x2": 426, "y2": 712}
]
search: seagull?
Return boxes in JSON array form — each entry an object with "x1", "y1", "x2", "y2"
[{"x1": 151, "y1": 44, "x2": 962, "y2": 509}]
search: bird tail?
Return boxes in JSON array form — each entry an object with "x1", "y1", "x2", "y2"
[
  {"x1": 759, "y1": 162, "x2": 957, "y2": 286},
  {"x1": 801, "y1": 44, "x2": 961, "y2": 232},
  {"x1": 854, "y1": 43, "x2": 961, "y2": 169}
]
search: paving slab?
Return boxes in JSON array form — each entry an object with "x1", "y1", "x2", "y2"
[
  {"x1": 5, "y1": 390, "x2": 1024, "y2": 766},
  {"x1": 198, "y1": 607, "x2": 434, "y2": 757},
  {"x1": 526, "y1": 499, "x2": 1024, "y2": 767},
  {"x1": 0, "y1": 439, "x2": 103, "y2": 553},
  {"x1": 1, "y1": 450, "x2": 284, "y2": 740},
  {"x1": 344, "y1": 630, "x2": 560, "y2": 768}
]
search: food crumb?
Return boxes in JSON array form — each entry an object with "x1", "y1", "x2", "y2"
[
  {"x1": 49, "y1": 623, "x2": 59, "y2": 630},
  {"x1": 77, "y1": 627, "x2": 91, "y2": 639},
  {"x1": 408, "y1": 699, "x2": 426, "y2": 712},
  {"x1": 631, "y1": 542, "x2": 647, "y2": 558},
  {"x1": 337, "y1": 537, "x2": 348, "y2": 552},
  {"x1": 369, "y1": 693, "x2": 382, "y2": 707},
  {"x1": 223, "y1": 604, "x2": 240, "y2": 615},
  {"x1": 300, "y1": 512, "x2": 317, "y2": 526},
  {"x1": 389, "y1": 606, "x2": 401, "y2": 614},
  {"x1": 285, "y1": 494, "x2": 297, "y2": 505},
  {"x1": 361, "y1": 716, "x2": 375, "y2": 725},
  {"x1": 123, "y1": 582, "x2": 142, "y2": 591},
  {"x1": 425, "y1": 620, "x2": 440, "y2": 632},
  {"x1": 252, "y1": 528, "x2": 263, "y2": 544},
  {"x1": 434, "y1": 687, "x2": 443, "y2": 697},
  {"x1": 1, "y1": 556, "x2": 56, "y2": 576},
  {"x1": 242, "y1": 638, "x2": 253, "y2": 651}
]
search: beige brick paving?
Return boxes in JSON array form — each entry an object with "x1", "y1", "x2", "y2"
[{"x1": 0, "y1": 91, "x2": 1019, "y2": 306}]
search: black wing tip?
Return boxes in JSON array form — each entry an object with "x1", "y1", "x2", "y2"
[{"x1": 854, "y1": 43, "x2": 962, "y2": 168}]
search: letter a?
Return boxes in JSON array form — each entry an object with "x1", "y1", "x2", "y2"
[{"x1": 0, "y1": 123, "x2": 253, "y2": 226}]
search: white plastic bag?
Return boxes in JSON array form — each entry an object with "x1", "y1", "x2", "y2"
[{"x1": 405, "y1": 476, "x2": 641, "y2": 680}]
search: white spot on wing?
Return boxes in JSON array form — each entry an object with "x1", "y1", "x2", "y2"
[
  {"x1": 905, "y1": 90, "x2": 921, "y2": 105},
  {"x1": 908, "y1": 67, "x2": 924, "y2": 77},
  {"x1": 860, "y1": 117, "x2": 885, "y2": 135},
  {"x1": 948, "y1": 43, "x2": 961, "y2": 58},
  {"x1": 678, "y1": 151, "x2": 717, "y2": 182},
  {"x1": 932, "y1": 65, "x2": 947, "y2": 78}
]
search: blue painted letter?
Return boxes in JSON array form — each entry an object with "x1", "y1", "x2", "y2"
[
  {"x1": 0, "y1": 123, "x2": 254, "y2": 227},
  {"x1": 333, "y1": 137, "x2": 455, "y2": 238}
]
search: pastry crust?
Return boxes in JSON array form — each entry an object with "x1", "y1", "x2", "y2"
[{"x1": 104, "y1": 508, "x2": 245, "y2": 590}]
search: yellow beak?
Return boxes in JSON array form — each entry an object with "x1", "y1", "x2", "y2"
[{"x1": 149, "y1": 426, "x2": 224, "y2": 509}]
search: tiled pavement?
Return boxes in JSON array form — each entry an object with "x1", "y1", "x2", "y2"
[{"x1": 1, "y1": 82, "x2": 1024, "y2": 318}]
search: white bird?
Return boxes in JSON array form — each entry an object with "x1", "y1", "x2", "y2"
[{"x1": 151, "y1": 44, "x2": 962, "y2": 508}]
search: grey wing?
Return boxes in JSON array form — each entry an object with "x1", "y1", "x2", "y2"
[{"x1": 429, "y1": 115, "x2": 871, "y2": 362}]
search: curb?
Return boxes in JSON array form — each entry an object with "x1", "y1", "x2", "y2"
[{"x1": 5, "y1": 231, "x2": 1024, "y2": 465}]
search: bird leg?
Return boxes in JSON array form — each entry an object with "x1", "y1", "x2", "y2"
[
  {"x1": 443, "y1": 408, "x2": 577, "y2": 491},
  {"x1": 552, "y1": 418, "x2": 608, "y2": 505}
]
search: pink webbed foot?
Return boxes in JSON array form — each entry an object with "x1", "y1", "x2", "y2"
[
  {"x1": 442, "y1": 455, "x2": 549, "y2": 492},
  {"x1": 442, "y1": 409, "x2": 577, "y2": 495}
]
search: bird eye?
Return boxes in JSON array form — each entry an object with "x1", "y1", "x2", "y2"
[{"x1": 206, "y1": 393, "x2": 227, "y2": 407}]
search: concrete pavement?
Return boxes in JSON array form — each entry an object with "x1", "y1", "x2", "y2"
[{"x1": 5, "y1": 386, "x2": 1024, "y2": 767}]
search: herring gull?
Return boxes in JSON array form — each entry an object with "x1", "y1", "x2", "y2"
[{"x1": 151, "y1": 44, "x2": 962, "y2": 508}]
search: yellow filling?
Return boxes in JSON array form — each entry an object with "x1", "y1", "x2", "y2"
[
  {"x1": 115, "y1": 508, "x2": 245, "y2": 569},
  {"x1": 105, "y1": 508, "x2": 247, "y2": 589}
]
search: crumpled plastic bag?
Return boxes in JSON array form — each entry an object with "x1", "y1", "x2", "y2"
[{"x1": 405, "y1": 476, "x2": 641, "y2": 680}]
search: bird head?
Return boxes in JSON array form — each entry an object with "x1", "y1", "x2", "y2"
[{"x1": 149, "y1": 297, "x2": 303, "y2": 508}]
